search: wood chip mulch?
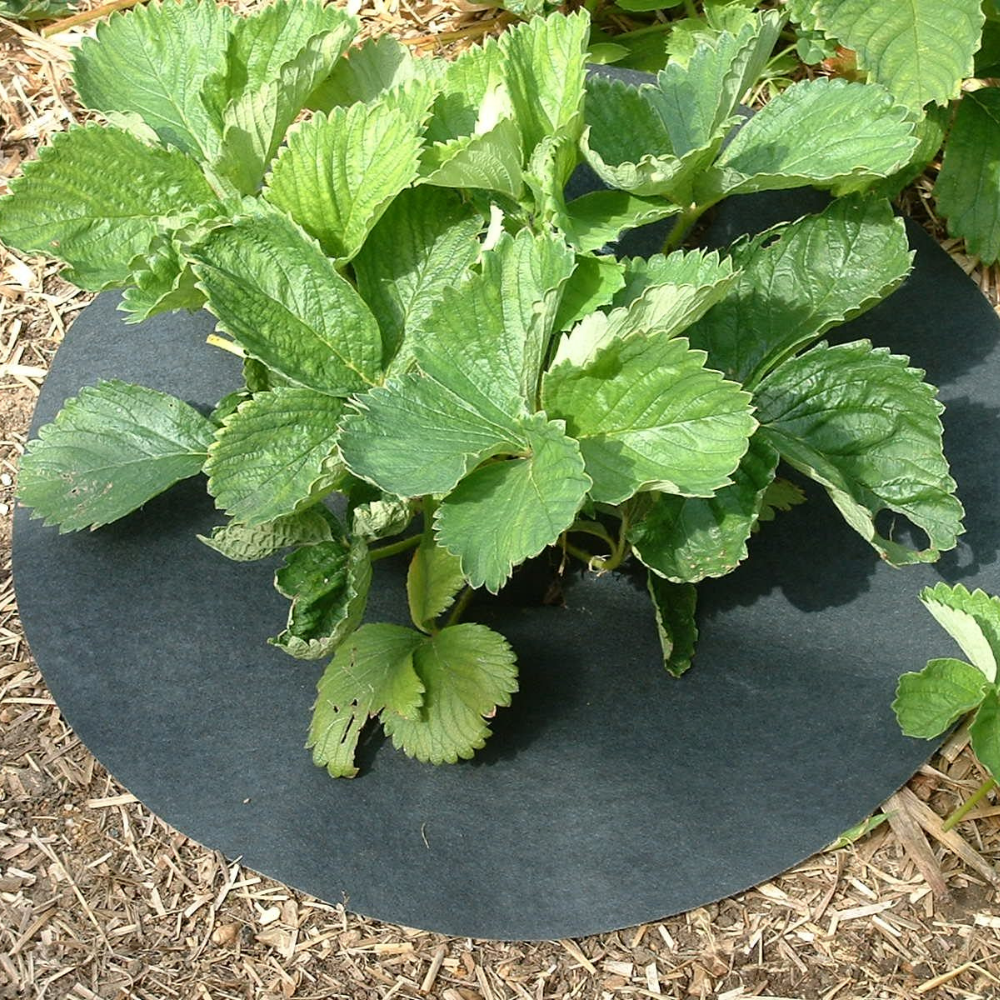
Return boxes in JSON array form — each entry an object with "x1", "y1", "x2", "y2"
[{"x1": 2, "y1": 4, "x2": 1000, "y2": 998}]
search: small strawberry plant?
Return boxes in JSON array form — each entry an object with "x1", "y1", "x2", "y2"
[
  {"x1": 1, "y1": 1, "x2": 966, "y2": 776},
  {"x1": 894, "y1": 584, "x2": 1000, "y2": 781}
]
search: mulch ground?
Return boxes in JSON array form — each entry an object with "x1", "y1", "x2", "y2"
[{"x1": 2, "y1": 4, "x2": 1000, "y2": 998}]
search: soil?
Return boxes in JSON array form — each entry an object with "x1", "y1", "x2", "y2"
[{"x1": 3, "y1": 3, "x2": 1000, "y2": 999}]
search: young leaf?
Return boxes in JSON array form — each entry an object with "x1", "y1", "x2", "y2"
[
  {"x1": 214, "y1": 20, "x2": 358, "y2": 195},
  {"x1": 19, "y1": 380, "x2": 214, "y2": 532},
  {"x1": 271, "y1": 537, "x2": 372, "y2": 660},
  {"x1": 382, "y1": 623, "x2": 518, "y2": 764},
  {"x1": 755, "y1": 340, "x2": 964, "y2": 565},
  {"x1": 310, "y1": 33, "x2": 434, "y2": 111},
  {"x1": 650, "y1": 11, "x2": 783, "y2": 155},
  {"x1": 338, "y1": 373, "x2": 525, "y2": 498},
  {"x1": 434, "y1": 415, "x2": 591, "y2": 593},
  {"x1": 353, "y1": 187, "x2": 483, "y2": 371},
  {"x1": 407, "y1": 536, "x2": 466, "y2": 631},
  {"x1": 647, "y1": 575, "x2": 699, "y2": 677},
  {"x1": 192, "y1": 211, "x2": 382, "y2": 396},
  {"x1": 308, "y1": 623, "x2": 425, "y2": 778},
  {"x1": 205, "y1": 388, "x2": 344, "y2": 526},
  {"x1": 72, "y1": 0, "x2": 234, "y2": 161},
  {"x1": 227, "y1": 0, "x2": 356, "y2": 96},
  {"x1": 351, "y1": 497, "x2": 414, "y2": 541},
  {"x1": 542, "y1": 333, "x2": 756, "y2": 505},
  {"x1": 0, "y1": 125, "x2": 217, "y2": 290},
  {"x1": 935, "y1": 88, "x2": 1000, "y2": 265},
  {"x1": 581, "y1": 75, "x2": 723, "y2": 200},
  {"x1": 420, "y1": 119, "x2": 525, "y2": 200},
  {"x1": 700, "y1": 78, "x2": 917, "y2": 200},
  {"x1": 120, "y1": 238, "x2": 204, "y2": 322},
  {"x1": 687, "y1": 197, "x2": 913, "y2": 386},
  {"x1": 199, "y1": 507, "x2": 338, "y2": 562},
  {"x1": 809, "y1": 0, "x2": 984, "y2": 111},
  {"x1": 498, "y1": 9, "x2": 589, "y2": 155},
  {"x1": 893, "y1": 658, "x2": 991, "y2": 738},
  {"x1": 264, "y1": 100, "x2": 423, "y2": 264},
  {"x1": 920, "y1": 583, "x2": 1000, "y2": 682},
  {"x1": 629, "y1": 435, "x2": 779, "y2": 582},
  {"x1": 970, "y1": 690, "x2": 1000, "y2": 781}
]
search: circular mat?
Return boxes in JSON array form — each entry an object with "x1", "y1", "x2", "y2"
[{"x1": 13, "y1": 192, "x2": 1000, "y2": 940}]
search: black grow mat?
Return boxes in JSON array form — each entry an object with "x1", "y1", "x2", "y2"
[{"x1": 13, "y1": 190, "x2": 1000, "y2": 940}]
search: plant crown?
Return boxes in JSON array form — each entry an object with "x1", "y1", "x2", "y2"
[{"x1": 1, "y1": 0, "x2": 966, "y2": 775}]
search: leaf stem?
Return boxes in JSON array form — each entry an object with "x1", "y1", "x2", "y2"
[
  {"x1": 567, "y1": 519, "x2": 616, "y2": 548},
  {"x1": 369, "y1": 534, "x2": 421, "y2": 562},
  {"x1": 43, "y1": 0, "x2": 144, "y2": 35},
  {"x1": 683, "y1": 0, "x2": 698, "y2": 18},
  {"x1": 942, "y1": 776, "x2": 997, "y2": 832},
  {"x1": 206, "y1": 334, "x2": 245, "y2": 358},
  {"x1": 662, "y1": 202, "x2": 708, "y2": 253},
  {"x1": 447, "y1": 585, "x2": 475, "y2": 626}
]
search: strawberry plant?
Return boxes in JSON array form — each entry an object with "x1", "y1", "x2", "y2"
[{"x1": 1, "y1": 1, "x2": 965, "y2": 776}]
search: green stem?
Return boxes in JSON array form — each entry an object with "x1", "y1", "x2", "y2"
[
  {"x1": 568, "y1": 519, "x2": 616, "y2": 548},
  {"x1": 662, "y1": 202, "x2": 710, "y2": 254},
  {"x1": 563, "y1": 540, "x2": 600, "y2": 567},
  {"x1": 447, "y1": 586, "x2": 475, "y2": 626},
  {"x1": 683, "y1": 0, "x2": 698, "y2": 19},
  {"x1": 369, "y1": 534, "x2": 421, "y2": 562},
  {"x1": 942, "y1": 777, "x2": 997, "y2": 832}
]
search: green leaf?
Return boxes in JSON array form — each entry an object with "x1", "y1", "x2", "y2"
[
  {"x1": 0, "y1": 0, "x2": 72, "y2": 22},
  {"x1": 382, "y1": 623, "x2": 518, "y2": 764},
  {"x1": 435, "y1": 414, "x2": 591, "y2": 593},
  {"x1": 687, "y1": 197, "x2": 913, "y2": 386},
  {"x1": 559, "y1": 189, "x2": 679, "y2": 253},
  {"x1": 935, "y1": 88, "x2": 1000, "y2": 265},
  {"x1": 192, "y1": 211, "x2": 382, "y2": 395},
  {"x1": 407, "y1": 536, "x2": 466, "y2": 631},
  {"x1": 543, "y1": 332, "x2": 756, "y2": 504},
  {"x1": 970, "y1": 690, "x2": 1000, "y2": 781},
  {"x1": 629, "y1": 435, "x2": 779, "y2": 582},
  {"x1": 198, "y1": 506, "x2": 338, "y2": 561},
  {"x1": 0, "y1": 125, "x2": 217, "y2": 290},
  {"x1": 72, "y1": 0, "x2": 234, "y2": 160},
  {"x1": 19, "y1": 380, "x2": 214, "y2": 532},
  {"x1": 552, "y1": 255, "x2": 627, "y2": 333},
  {"x1": 338, "y1": 373, "x2": 524, "y2": 498},
  {"x1": 893, "y1": 658, "x2": 990, "y2": 738},
  {"x1": 824, "y1": 812, "x2": 889, "y2": 851},
  {"x1": 272, "y1": 537, "x2": 372, "y2": 661},
  {"x1": 651, "y1": 11, "x2": 784, "y2": 155},
  {"x1": 423, "y1": 36, "x2": 507, "y2": 145},
  {"x1": 214, "y1": 15, "x2": 358, "y2": 195},
  {"x1": 308, "y1": 623, "x2": 425, "y2": 778},
  {"x1": 754, "y1": 476, "x2": 807, "y2": 527},
  {"x1": 353, "y1": 187, "x2": 483, "y2": 371},
  {"x1": 869, "y1": 104, "x2": 949, "y2": 201},
  {"x1": 756, "y1": 340, "x2": 964, "y2": 565},
  {"x1": 647, "y1": 575, "x2": 699, "y2": 677},
  {"x1": 700, "y1": 78, "x2": 918, "y2": 199},
  {"x1": 205, "y1": 388, "x2": 344, "y2": 526},
  {"x1": 412, "y1": 241, "x2": 557, "y2": 425},
  {"x1": 498, "y1": 10, "x2": 589, "y2": 155},
  {"x1": 581, "y1": 75, "x2": 724, "y2": 199},
  {"x1": 810, "y1": 0, "x2": 984, "y2": 110},
  {"x1": 977, "y1": 19, "x2": 1000, "y2": 76},
  {"x1": 920, "y1": 582, "x2": 1000, "y2": 682},
  {"x1": 479, "y1": 229, "x2": 576, "y2": 403},
  {"x1": 264, "y1": 100, "x2": 423, "y2": 263}
]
